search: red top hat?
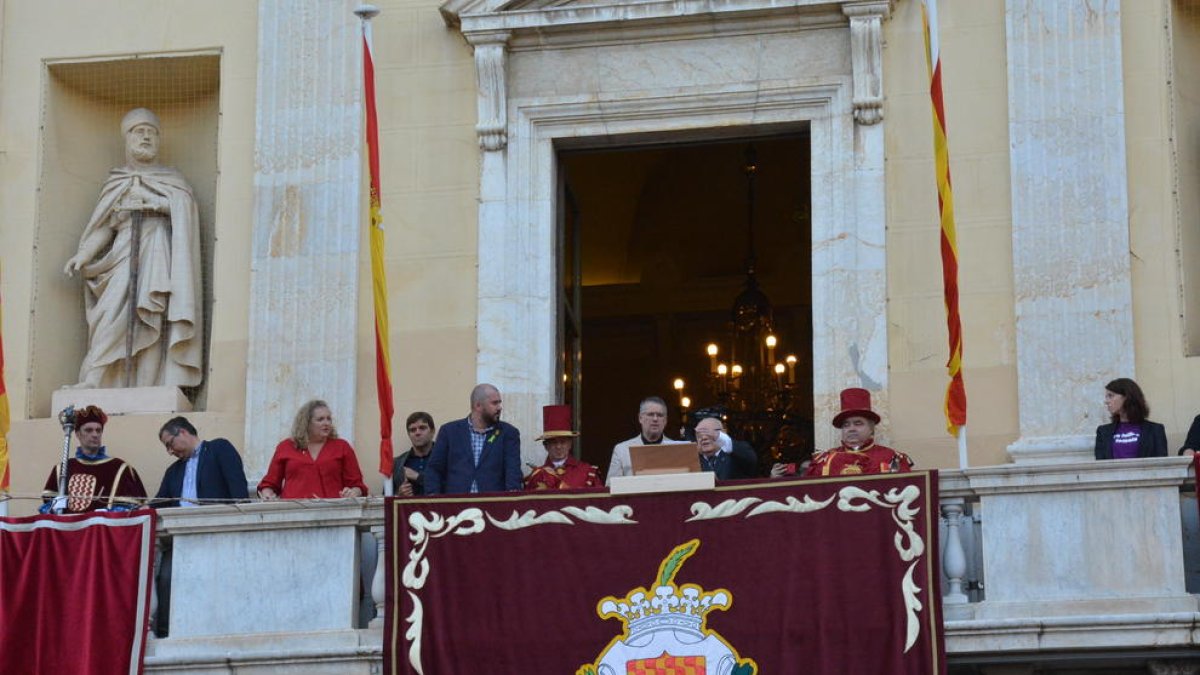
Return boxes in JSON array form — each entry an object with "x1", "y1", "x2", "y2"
[
  {"x1": 831, "y1": 388, "x2": 880, "y2": 428},
  {"x1": 74, "y1": 405, "x2": 109, "y2": 429},
  {"x1": 536, "y1": 404, "x2": 579, "y2": 441}
]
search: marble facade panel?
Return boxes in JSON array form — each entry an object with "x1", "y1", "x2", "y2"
[
  {"x1": 446, "y1": 0, "x2": 893, "y2": 455},
  {"x1": 1005, "y1": 0, "x2": 1134, "y2": 461},
  {"x1": 244, "y1": 0, "x2": 364, "y2": 477}
]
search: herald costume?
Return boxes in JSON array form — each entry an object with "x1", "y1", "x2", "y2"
[
  {"x1": 804, "y1": 388, "x2": 913, "y2": 477},
  {"x1": 40, "y1": 407, "x2": 147, "y2": 512},
  {"x1": 526, "y1": 404, "x2": 601, "y2": 490},
  {"x1": 42, "y1": 455, "x2": 148, "y2": 512}
]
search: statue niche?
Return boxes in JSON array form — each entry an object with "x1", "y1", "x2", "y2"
[{"x1": 63, "y1": 107, "x2": 204, "y2": 390}]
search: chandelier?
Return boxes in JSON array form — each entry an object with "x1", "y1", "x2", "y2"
[{"x1": 672, "y1": 145, "x2": 807, "y2": 465}]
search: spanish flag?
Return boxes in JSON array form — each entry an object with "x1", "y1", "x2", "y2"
[
  {"x1": 922, "y1": 0, "x2": 967, "y2": 437},
  {"x1": 361, "y1": 10, "x2": 395, "y2": 477}
]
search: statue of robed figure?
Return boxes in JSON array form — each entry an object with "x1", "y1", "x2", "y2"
[{"x1": 63, "y1": 107, "x2": 203, "y2": 389}]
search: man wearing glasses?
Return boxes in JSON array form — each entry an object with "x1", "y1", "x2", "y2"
[
  {"x1": 152, "y1": 416, "x2": 249, "y2": 637},
  {"x1": 154, "y1": 416, "x2": 249, "y2": 509},
  {"x1": 605, "y1": 396, "x2": 688, "y2": 485}
]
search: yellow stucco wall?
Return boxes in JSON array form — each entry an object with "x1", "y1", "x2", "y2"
[
  {"x1": 883, "y1": 0, "x2": 1017, "y2": 469},
  {"x1": 350, "y1": 1, "x2": 480, "y2": 481},
  {"x1": 1, "y1": 0, "x2": 259, "y2": 514},
  {"x1": 0, "y1": 0, "x2": 483, "y2": 515}
]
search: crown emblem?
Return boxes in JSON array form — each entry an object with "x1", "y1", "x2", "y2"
[
  {"x1": 597, "y1": 540, "x2": 729, "y2": 637},
  {"x1": 578, "y1": 540, "x2": 758, "y2": 675}
]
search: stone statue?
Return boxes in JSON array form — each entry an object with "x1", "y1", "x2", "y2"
[{"x1": 63, "y1": 108, "x2": 203, "y2": 389}]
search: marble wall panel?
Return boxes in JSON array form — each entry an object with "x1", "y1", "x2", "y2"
[
  {"x1": 244, "y1": 0, "x2": 363, "y2": 477},
  {"x1": 1005, "y1": 0, "x2": 1134, "y2": 461}
]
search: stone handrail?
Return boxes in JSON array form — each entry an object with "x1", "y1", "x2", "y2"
[{"x1": 144, "y1": 460, "x2": 1200, "y2": 671}]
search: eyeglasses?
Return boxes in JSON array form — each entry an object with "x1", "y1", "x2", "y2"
[
  {"x1": 161, "y1": 431, "x2": 180, "y2": 449},
  {"x1": 640, "y1": 412, "x2": 666, "y2": 418}
]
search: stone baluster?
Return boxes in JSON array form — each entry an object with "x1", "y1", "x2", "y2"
[
  {"x1": 940, "y1": 497, "x2": 969, "y2": 605},
  {"x1": 369, "y1": 524, "x2": 386, "y2": 628}
]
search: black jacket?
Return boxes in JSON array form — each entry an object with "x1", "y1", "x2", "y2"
[{"x1": 1094, "y1": 420, "x2": 1167, "y2": 460}]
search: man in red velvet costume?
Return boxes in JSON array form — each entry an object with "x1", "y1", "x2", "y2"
[
  {"x1": 525, "y1": 404, "x2": 601, "y2": 490},
  {"x1": 41, "y1": 405, "x2": 148, "y2": 512},
  {"x1": 802, "y1": 388, "x2": 913, "y2": 477}
]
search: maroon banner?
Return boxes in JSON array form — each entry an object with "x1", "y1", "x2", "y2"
[
  {"x1": 385, "y1": 473, "x2": 946, "y2": 674},
  {"x1": 0, "y1": 511, "x2": 155, "y2": 675}
]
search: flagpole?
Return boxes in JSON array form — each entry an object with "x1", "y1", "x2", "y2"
[
  {"x1": 922, "y1": 0, "x2": 968, "y2": 467},
  {"x1": 0, "y1": 259, "x2": 10, "y2": 512},
  {"x1": 355, "y1": 4, "x2": 396, "y2": 482},
  {"x1": 957, "y1": 425, "x2": 967, "y2": 470}
]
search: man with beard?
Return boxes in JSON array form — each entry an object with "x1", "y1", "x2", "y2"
[
  {"x1": 63, "y1": 107, "x2": 203, "y2": 389},
  {"x1": 425, "y1": 384, "x2": 522, "y2": 494},
  {"x1": 605, "y1": 396, "x2": 688, "y2": 485}
]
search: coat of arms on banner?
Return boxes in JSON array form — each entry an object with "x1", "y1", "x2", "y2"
[{"x1": 577, "y1": 539, "x2": 757, "y2": 675}]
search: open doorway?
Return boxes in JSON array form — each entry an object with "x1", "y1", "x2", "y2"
[{"x1": 559, "y1": 132, "x2": 814, "y2": 476}]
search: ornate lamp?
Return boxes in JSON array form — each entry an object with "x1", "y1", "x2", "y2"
[{"x1": 672, "y1": 146, "x2": 807, "y2": 466}]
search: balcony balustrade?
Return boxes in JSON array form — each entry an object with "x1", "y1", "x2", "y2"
[{"x1": 143, "y1": 457, "x2": 1200, "y2": 674}]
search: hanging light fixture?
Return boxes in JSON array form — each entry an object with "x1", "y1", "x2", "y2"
[{"x1": 672, "y1": 144, "x2": 804, "y2": 465}]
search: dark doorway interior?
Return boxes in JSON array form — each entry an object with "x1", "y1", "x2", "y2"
[{"x1": 559, "y1": 132, "x2": 814, "y2": 477}]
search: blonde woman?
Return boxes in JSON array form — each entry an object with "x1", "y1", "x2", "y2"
[{"x1": 257, "y1": 400, "x2": 368, "y2": 499}]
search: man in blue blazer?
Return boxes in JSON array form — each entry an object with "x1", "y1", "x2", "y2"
[
  {"x1": 155, "y1": 416, "x2": 250, "y2": 508},
  {"x1": 425, "y1": 383, "x2": 522, "y2": 494},
  {"x1": 152, "y1": 416, "x2": 250, "y2": 637}
]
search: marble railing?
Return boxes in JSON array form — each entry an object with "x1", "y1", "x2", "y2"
[
  {"x1": 144, "y1": 459, "x2": 1200, "y2": 673},
  {"x1": 937, "y1": 456, "x2": 1200, "y2": 659}
]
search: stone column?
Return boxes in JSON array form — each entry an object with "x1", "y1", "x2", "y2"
[
  {"x1": 467, "y1": 30, "x2": 543, "y2": 464},
  {"x1": 1004, "y1": 0, "x2": 1133, "y2": 463},
  {"x1": 244, "y1": 0, "x2": 363, "y2": 478}
]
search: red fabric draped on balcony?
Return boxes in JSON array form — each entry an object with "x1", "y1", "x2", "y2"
[
  {"x1": 0, "y1": 511, "x2": 155, "y2": 675},
  {"x1": 385, "y1": 473, "x2": 946, "y2": 674}
]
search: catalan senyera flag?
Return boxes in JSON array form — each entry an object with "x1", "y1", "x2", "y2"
[
  {"x1": 0, "y1": 266, "x2": 9, "y2": 495},
  {"x1": 921, "y1": 0, "x2": 967, "y2": 436},
  {"x1": 362, "y1": 16, "x2": 395, "y2": 477}
]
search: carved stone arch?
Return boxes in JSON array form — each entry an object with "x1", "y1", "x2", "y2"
[{"x1": 441, "y1": 0, "x2": 894, "y2": 461}]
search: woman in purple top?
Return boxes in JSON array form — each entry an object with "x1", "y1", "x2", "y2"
[{"x1": 1094, "y1": 378, "x2": 1167, "y2": 460}]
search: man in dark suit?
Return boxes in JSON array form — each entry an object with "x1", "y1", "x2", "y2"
[
  {"x1": 425, "y1": 383, "x2": 522, "y2": 494},
  {"x1": 152, "y1": 416, "x2": 249, "y2": 637},
  {"x1": 694, "y1": 416, "x2": 758, "y2": 480},
  {"x1": 155, "y1": 416, "x2": 250, "y2": 508}
]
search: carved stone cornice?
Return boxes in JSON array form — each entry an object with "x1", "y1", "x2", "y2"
[
  {"x1": 442, "y1": 1, "x2": 894, "y2": 127},
  {"x1": 465, "y1": 30, "x2": 511, "y2": 151},
  {"x1": 842, "y1": 1, "x2": 892, "y2": 125}
]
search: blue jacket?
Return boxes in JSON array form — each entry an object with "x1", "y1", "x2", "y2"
[
  {"x1": 154, "y1": 438, "x2": 250, "y2": 508},
  {"x1": 424, "y1": 417, "x2": 522, "y2": 494}
]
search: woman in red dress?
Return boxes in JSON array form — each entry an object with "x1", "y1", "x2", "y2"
[{"x1": 257, "y1": 399, "x2": 369, "y2": 499}]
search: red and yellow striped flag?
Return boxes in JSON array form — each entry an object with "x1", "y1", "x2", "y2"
[
  {"x1": 361, "y1": 12, "x2": 395, "y2": 477},
  {"x1": 0, "y1": 263, "x2": 10, "y2": 495},
  {"x1": 921, "y1": 0, "x2": 967, "y2": 436}
]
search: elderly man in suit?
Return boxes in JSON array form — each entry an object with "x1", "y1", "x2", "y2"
[
  {"x1": 694, "y1": 416, "x2": 758, "y2": 480},
  {"x1": 152, "y1": 416, "x2": 249, "y2": 638},
  {"x1": 425, "y1": 383, "x2": 522, "y2": 494}
]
